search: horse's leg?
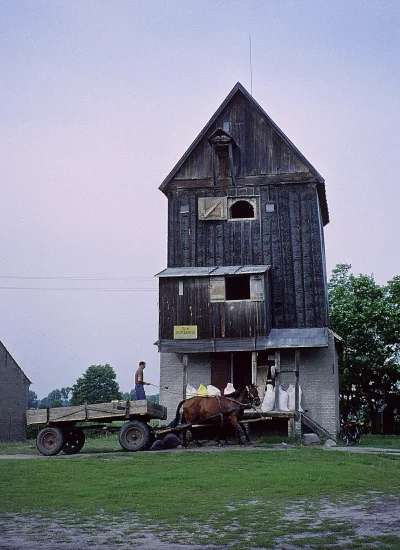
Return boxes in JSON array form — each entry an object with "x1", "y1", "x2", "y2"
[
  {"x1": 240, "y1": 421, "x2": 252, "y2": 444},
  {"x1": 217, "y1": 425, "x2": 229, "y2": 446},
  {"x1": 229, "y1": 415, "x2": 243, "y2": 445}
]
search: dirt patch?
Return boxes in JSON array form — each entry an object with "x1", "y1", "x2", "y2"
[{"x1": 1, "y1": 496, "x2": 399, "y2": 549}]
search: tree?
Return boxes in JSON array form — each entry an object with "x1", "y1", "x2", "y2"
[
  {"x1": 328, "y1": 264, "x2": 400, "y2": 429},
  {"x1": 70, "y1": 364, "x2": 122, "y2": 405},
  {"x1": 147, "y1": 393, "x2": 159, "y2": 404},
  {"x1": 38, "y1": 388, "x2": 72, "y2": 409},
  {"x1": 121, "y1": 389, "x2": 137, "y2": 401},
  {"x1": 28, "y1": 390, "x2": 39, "y2": 409}
]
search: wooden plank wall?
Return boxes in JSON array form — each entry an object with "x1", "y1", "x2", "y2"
[
  {"x1": 174, "y1": 92, "x2": 310, "y2": 181},
  {"x1": 159, "y1": 277, "x2": 267, "y2": 340},
  {"x1": 162, "y1": 90, "x2": 328, "y2": 330},
  {"x1": 165, "y1": 183, "x2": 327, "y2": 329}
]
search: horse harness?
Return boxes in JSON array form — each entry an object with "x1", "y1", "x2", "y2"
[{"x1": 209, "y1": 386, "x2": 254, "y2": 425}]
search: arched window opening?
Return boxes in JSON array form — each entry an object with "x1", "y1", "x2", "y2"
[{"x1": 230, "y1": 200, "x2": 254, "y2": 219}]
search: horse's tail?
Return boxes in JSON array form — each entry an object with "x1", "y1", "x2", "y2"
[{"x1": 169, "y1": 399, "x2": 186, "y2": 428}]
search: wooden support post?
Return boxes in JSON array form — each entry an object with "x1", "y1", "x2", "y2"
[
  {"x1": 274, "y1": 351, "x2": 281, "y2": 411},
  {"x1": 182, "y1": 354, "x2": 188, "y2": 399},
  {"x1": 251, "y1": 351, "x2": 257, "y2": 385},
  {"x1": 294, "y1": 349, "x2": 300, "y2": 422},
  {"x1": 288, "y1": 417, "x2": 295, "y2": 437}
]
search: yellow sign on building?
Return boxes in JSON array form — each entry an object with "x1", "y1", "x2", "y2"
[{"x1": 173, "y1": 325, "x2": 198, "y2": 339}]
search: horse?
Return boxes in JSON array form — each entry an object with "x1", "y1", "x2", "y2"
[{"x1": 169, "y1": 384, "x2": 260, "y2": 446}]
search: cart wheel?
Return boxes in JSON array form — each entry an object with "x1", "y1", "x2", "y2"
[
  {"x1": 36, "y1": 426, "x2": 65, "y2": 456},
  {"x1": 62, "y1": 428, "x2": 85, "y2": 454},
  {"x1": 119, "y1": 421, "x2": 150, "y2": 452}
]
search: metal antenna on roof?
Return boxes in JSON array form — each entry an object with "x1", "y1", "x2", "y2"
[{"x1": 249, "y1": 35, "x2": 253, "y2": 96}]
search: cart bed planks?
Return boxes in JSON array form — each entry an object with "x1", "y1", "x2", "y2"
[
  {"x1": 27, "y1": 401, "x2": 167, "y2": 456},
  {"x1": 26, "y1": 400, "x2": 167, "y2": 425}
]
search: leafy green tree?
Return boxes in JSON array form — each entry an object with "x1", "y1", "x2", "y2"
[
  {"x1": 121, "y1": 389, "x2": 137, "y2": 401},
  {"x1": 38, "y1": 389, "x2": 64, "y2": 409},
  {"x1": 70, "y1": 364, "x2": 122, "y2": 405},
  {"x1": 60, "y1": 387, "x2": 72, "y2": 405},
  {"x1": 328, "y1": 264, "x2": 400, "y2": 429},
  {"x1": 28, "y1": 390, "x2": 39, "y2": 409},
  {"x1": 147, "y1": 393, "x2": 159, "y2": 404}
]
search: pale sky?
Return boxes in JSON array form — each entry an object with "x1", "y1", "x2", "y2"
[{"x1": 1, "y1": 1, "x2": 399, "y2": 398}]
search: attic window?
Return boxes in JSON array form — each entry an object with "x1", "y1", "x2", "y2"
[
  {"x1": 230, "y1": 200, "x2": 255, "y2": 219},
  {"x1": 208, "y1": 128, "x2": 237, "y2": 186}
]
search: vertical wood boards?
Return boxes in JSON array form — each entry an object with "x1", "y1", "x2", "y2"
[
  {"x1": 165, "y1": 182, "x2": 327, "y2": 329},
  {"x1": 162, "y1": 88, "x2": 329, "y2": 336},
  {"x1": 172, "y1": 92, "x2": 310, "y2": 183},
  {"x1": 158, "y1": 277, "x2": 266, "y2": 340}
]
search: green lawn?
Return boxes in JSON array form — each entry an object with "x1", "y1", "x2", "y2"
[
  {"x1": 1, "y1": 432, "x2": 399, "y2": 456},
  {"x1": 1, "y1": 443, "x2": 400, "y2": 549}
]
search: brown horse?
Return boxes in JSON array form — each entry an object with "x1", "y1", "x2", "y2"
[{"x1": 170, "y1": 385, "x2": 260, "y2": 446}]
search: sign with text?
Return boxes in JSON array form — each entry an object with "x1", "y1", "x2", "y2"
[{"x1": 174, "y1": 325, "x2": 198, "y2": 339}]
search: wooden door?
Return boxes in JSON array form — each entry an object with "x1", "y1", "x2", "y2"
[{"x1": 211, "y1": 356, "x2": 231, "y2": 394}]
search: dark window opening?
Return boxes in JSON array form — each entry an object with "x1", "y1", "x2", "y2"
[
  {"x1": 216, "y1": 146, "x2": 230, "y2": 179},
  {"x1": 230, "y1": 200, "x2": 254, "y2": 219},
  {"x1": 225, "y1": 275, "x2": 250, "y2": 300}
]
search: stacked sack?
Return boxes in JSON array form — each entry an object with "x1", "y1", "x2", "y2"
[
  {"x1": 207, "y1": 385, "x2": 221, "y2": 396},
  {"x1": 287, "y1": 384, "x2": 303, "y2": 412},
  {"x1": 185, "y1": 384, "x2": 224, "y2": 397},
  {"x1": 261, "y1": 384, "x2": 303, "y2": 412},
  {"x1": 186, "y1": 384, "x2": 197, "y2": 399},
  {"x1": 261, "y1": 384, "x2": 275, "y2": 412},
  {"x1": 223, "y1": 383, "x2": 235, "y2": 395},
  {"x1": 197, "y1": 384, "x2": 208, "y2": 396}
]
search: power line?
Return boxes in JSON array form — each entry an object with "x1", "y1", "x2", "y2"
[
  {"x1": 0, "y1": 276, "x2": 156, "y2": 280},
  {"x1": 0, "y1": 287, "x2": 157, "y2": 292}
]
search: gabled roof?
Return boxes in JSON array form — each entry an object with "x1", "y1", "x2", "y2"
[
  {"x1": 159, "y1": 82, "x2": 329, "y2": 225},
  {"x1": 0, "y1": 340, "x2": 32, "y2": 385}
]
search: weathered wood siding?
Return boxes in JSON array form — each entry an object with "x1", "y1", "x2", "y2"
[
  {"x1": 161, "y1": 86, "x2": 329, "y2": 332},
  {"x1": 159, "y1": 276, "x2": 269, "y2": 340},
  {"x1": 173, "y1": 92, "x2": 310, "y2": 180},
  {"x1": 166, "y1": 183, "x2": 328, "y2": 329}
]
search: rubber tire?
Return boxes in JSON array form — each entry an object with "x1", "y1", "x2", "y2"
[
  {"x1": 36, "y1": 426, "x2": 65, "y2": 456},
  {"x1": 118, "y1": 421, "x2": 151, "y2": 452},
  {"x1": 62, "y1": 428, "x2": 85, "y2": 454}
]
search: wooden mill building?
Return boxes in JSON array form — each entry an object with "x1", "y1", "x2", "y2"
[{"x1": 156, "y1": 82, "x2": 340, "y2": 437}]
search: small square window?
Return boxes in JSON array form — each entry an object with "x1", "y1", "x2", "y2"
[{"x1": 226, "y1": 275, "x2": 250, "y2": 300}]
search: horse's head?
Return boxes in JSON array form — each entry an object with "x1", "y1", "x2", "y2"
[{"x1": 245, "y1": 384, "x2": 261, "y2": 407}]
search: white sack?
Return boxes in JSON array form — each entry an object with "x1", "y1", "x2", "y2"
[
  {"x1": 207, "y1": 384, "x2": 221, "y2": 396},
  {"x1": 261, "y1": 384, "x2": 275, "y2": 412},
  {"x1": 287, "y1": 384, "x2": 303, "y2": 411},
  {"x1": 278, "y1": 386, "x2": 289, "y2": 411},
  {"x1": 223, "y1": 383, "x2": 235, "y2": 395},
  {"x1": 186, "y1": 384, "x2": 197, "y2": 399}
]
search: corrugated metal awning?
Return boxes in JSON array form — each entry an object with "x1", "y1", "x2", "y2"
[
  {"x1": 265, "y1": 328, "x2": 328, "y2": 348},
  {"x1": 155, "y1": 265, "x2": 270, "y2": 278}
]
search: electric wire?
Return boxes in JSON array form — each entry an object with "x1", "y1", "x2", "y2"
[{"x1": 0, "y1": 275, "x2": 158, "y2": 291}]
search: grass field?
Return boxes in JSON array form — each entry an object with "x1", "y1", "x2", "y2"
[
  {"x1": 1, "y1": 435, "x2": 400, "y2": 549},
  {"x1": 1, "y1": 432, "x2": 399, "y2": 456}
]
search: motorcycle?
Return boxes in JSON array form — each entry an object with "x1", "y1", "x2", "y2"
[{"x1": 340, "y1": 418, "x2": 361, "y2": 446}]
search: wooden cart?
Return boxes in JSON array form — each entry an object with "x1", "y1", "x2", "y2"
[{"x1": 26, "y1": 400, "x2": 167, "y2": 456}]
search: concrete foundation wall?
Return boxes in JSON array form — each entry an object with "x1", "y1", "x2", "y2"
[
  {"x1": 159, "y1": 353, "x2": 212, "y2": 423},
  {"x1": 297, "y1": 331, "x2": 340, "y2": 437},
  {"x1": 0, "y1": 344, "x2": 30, "y2": 441},
  {"x1": 159, "y1": 331, "x2": 340, "y2": 435}
]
